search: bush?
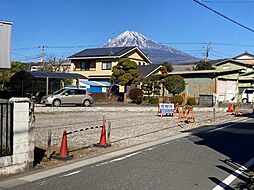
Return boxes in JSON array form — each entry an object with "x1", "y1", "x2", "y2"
[
  {"x1": 90, "y1": 93, "x2": 108, "y2": 103},
  {"x1": 187, "y1": 97, "x2": 196, "y2": 105},
  {"x1": 170, "y1": 95, "x2": 183, "y2": 105},
  {"x1": 129, "y1": 88, "x2": 143, "y2": 104},
  {"x1": 148, "y1": 97, "x2": 159, "y2": 104},
  {"x1": 90, "y1": 93, "x2": 119, "y2": 104}
]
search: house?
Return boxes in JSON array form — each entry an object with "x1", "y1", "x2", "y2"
[
  {"x1": 233, "y1": 51, "x2": 254, "y2": 65},
  {"x1": 214, "y1": 58, "x2": 254, "y2": 92},
  {"x1": 68, "y1": 46, "x2": 152, "y2": 81}
]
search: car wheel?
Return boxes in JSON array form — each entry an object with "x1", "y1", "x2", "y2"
[
  {"x1": 53, "y1": 99, "x2": 61, "y2": 107},
  {"x1": 242, "y1": 98, "x2": 248, "y2": 103},
  {"x1": 83, "y1": 100, "x2": 91, "y2": 107}
]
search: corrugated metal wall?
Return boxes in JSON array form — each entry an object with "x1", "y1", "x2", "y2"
[{"x1": 0, "y1": 22, "x2": 12, "y2": 68}]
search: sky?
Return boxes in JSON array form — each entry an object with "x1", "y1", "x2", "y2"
[{"x1": 1, "y1": 0, "x2": 254, "y2": 62}]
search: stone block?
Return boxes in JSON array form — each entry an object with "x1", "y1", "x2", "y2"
[
  {"x1": 13, "y1": 152, "x2": 30, "y2": 164},
  {"x1": 13, "y1": 141, "x2": 29, "y2": 154},
  {"x1": 14, "y1": 103, "x2": 29, "y2": 112},
  {"x1": 14, "y1": 132, "x2": 29, "y2": 143}
]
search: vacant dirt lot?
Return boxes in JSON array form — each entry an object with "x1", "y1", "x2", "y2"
[{"x1": 33, "y1": 106, "x2": 236, "y2": 151}]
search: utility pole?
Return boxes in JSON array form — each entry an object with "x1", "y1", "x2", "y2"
[
  {"x1": 203, "y1": 42, "x2": 212, "y2": 62},
  {"x1": 38, "y1": 45, "x2": 48, "y2": 68}
]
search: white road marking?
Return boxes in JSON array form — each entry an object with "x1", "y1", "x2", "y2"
[
  {"x1": 60, "y1": 170, "x2": 82, "y2": 177},
  {"x1": 212, "y1": 156, "x2": 254, "y2": 190},
  {"x1": 109, "y1": 151, "x2": 142, "y2": 163},
  {"x1": 96, "y1": 151, "x2": 142, "y2": 167},
  {"x1": 208, "y1": 118, "x2": 249, "y2": 133}
]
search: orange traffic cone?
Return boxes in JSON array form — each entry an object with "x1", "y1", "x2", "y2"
[
  {"x1": 52, "y1": 130, "x2": 73, "y2": 160},
  {"x1": 94, "y1": 123, "x2": 111, "y2": 148}
]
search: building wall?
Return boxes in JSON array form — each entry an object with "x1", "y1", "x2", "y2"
[
  {"x1": 216, "y1": 62, "x2": 244, "y2": 71},
  {"x1": 184, "y1": 77, "x2": 216, "y2": 98},
  {"x1": 217, "y1": 79, "x2": 238, "y2": 102},
  {"x1": 127, "y1": 52, "x2": 149, "y2": 65}
]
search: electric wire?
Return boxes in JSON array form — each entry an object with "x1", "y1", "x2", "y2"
[{"x1": 193, "y1": 0, "x2": 254, "y2": 33}]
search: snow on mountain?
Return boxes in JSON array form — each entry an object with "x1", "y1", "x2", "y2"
[{"x1": 103, "y1": 31, "x2": 200, "y2": 64}]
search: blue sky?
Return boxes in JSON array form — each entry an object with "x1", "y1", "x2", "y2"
[{"x1": 1, "y1": 0, "x2": 254, "y2": 62}]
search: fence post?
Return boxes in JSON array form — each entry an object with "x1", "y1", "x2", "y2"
[
  {"x1": 47, "y1": 129, "x2": 52, "y2": 158},
  {"x1": 107, "y1": 121, "x2": 111, "y2": 144},
  {"x1": 0, "y1": 97, "x2": 34, "y2": 176},
  {"x1": 103, "y1": 115, "x2": 106, "y2": 126}
]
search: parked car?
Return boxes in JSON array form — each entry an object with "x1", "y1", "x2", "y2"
[
  {"x1": 241, "y1": 88, "x2": 254, "y2": 103},
  {"x1": 41, "y1": 88, "x2": 93, "y2": 107}
]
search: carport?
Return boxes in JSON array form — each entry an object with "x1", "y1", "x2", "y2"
[{"x1": 10, "y1": 71, "x2": 87, "y2": 97}]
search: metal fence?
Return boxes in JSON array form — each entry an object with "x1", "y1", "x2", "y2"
[{"x1": 0, "y1": 101, "x2": 13, "y2": 157}]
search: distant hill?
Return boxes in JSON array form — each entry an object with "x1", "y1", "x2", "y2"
[{"x1": 102, "y1": 31, "x2": 200, "y2": 64}]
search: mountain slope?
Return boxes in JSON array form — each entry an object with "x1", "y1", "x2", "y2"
[{"x1": 102, "y1": 31, "x2": 200, "y2": 64}]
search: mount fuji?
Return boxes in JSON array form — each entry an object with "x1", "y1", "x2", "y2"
[{"x1": 102, "y1": 31, "x2": 200, "y2": 64}]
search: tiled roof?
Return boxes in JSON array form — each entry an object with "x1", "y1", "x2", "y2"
[{"x1": 137, "y1": 64, "x2": 162, "y2": 78}]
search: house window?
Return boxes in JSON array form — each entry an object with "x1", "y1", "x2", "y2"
[
  {"x1": 143, "y1": 62, "x2": 146, "y2": 65},
  {"x1": 138, "y1": 62, "x2": 141, "y2": 65},
  {"x1": 81, "y1": 61, "x2": 96, "y2": 71},
  {"x1": 102, "y1": 62, "x2": 112, "y2": 70}
]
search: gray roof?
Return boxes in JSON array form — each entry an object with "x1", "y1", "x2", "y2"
[
  {"x1": 137, "y1": 64, "x2": 162, "y2": 78},
  {"x1": 11, "y1": 71, "x2": 87, "y2": 80},
  {"x1": 68, "y1": 46, "x2": 136, "y2": 58}
]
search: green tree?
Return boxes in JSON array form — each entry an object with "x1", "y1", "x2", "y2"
[
  {"x1": 141, "y1": 74, "x2": 161, "y2": 97},
  {"x1": 162, "y1": 61, "x2": 173, "y2": 72},
  {"x1": 111, "y1": 58, "x2": 140, "y2": 86},
  {"x1": 160, "y1": 61, "x2": 173, "y2": 99},
  {"x1": 164, "y1": 75, "x2": 185, "y2": 95},
  {"x1": 0, "y1": 62, "x2": 29, "y2": 88},
  {"x1": 194, "y1": 61, "x2": 215, "y2": 70}
]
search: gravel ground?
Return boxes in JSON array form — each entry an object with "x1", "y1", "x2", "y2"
[{"x1": 33, "y1": 105, "x2": 241, "y2": 151}]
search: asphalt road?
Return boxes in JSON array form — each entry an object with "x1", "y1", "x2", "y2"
[{"x1": 5, "y1": 114, "x2": 254, "y2": 190}]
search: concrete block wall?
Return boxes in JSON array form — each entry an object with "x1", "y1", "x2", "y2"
[{"x1": 0, "y1": 98, "x2": 35, "y2": 176}]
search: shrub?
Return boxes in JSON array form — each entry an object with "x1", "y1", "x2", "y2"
[
  {"x1": 148, "y1": 97, "x2": 159, "y2": 104},
  {"x1": 187, "y1": 97, "x2": 196, "y2": 105},
  {"x1": 170, "y1": 95, "x2": 183, "y2": 105},
  {"x1": 90, "y1": 93, "x2": 108, "y2": 103},
  {"x1": 129, "y1": 88, "x2": 143, "y2": 104}
]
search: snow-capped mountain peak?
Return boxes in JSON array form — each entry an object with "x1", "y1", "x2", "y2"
[
  {"x1": 104, "y1": 30, "x2": 163, "y2": 49},
  {"x1": 103, "y1": 31, "x2": 200, "y2": 64}
]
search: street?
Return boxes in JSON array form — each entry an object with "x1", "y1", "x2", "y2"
[{"x1": 4, "y1": 114, "x2": 254, "y2": 190}]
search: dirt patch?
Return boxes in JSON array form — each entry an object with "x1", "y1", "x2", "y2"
[{"x1": 33, "y1": 143, "x2": 121, "y2": 170}]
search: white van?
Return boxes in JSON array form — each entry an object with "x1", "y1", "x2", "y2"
[
  {"x1": 30, "y1": 65, "x2": 43, "y2": 71},
  {"x1": 241, "y1": 89, "x2": 254, "y2": 103}
]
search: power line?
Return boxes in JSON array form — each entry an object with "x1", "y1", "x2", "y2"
[
  {"x1": 193, "y1": 0, "x2": 254, "y2": 33},
  {"x1": 202, "y1": 0, "x2": 254, "y2": 3}
]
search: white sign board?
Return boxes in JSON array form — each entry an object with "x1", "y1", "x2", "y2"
[
  {"x1": 0, "y1": 21, "x2": 12, "y2": 68},
  {"x1": 158, "y1": 103, "x2": 174, "y2": 116}
]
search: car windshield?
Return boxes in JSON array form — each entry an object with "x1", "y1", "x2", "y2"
[{"x1": 53, "y1": 89, "x2": 66, "y2": 95}]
